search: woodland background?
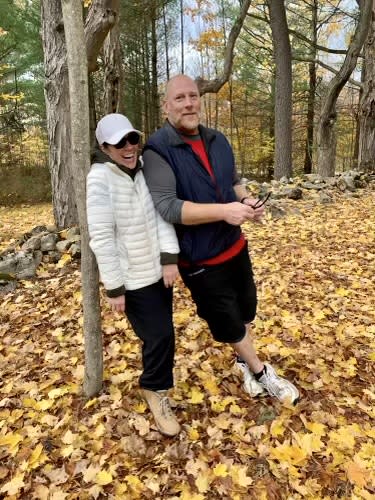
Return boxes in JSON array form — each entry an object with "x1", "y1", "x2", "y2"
[
  {"x1": 0, "y1": 0, "x2": 374, "y2": 219},
  {"x1": 0, "y1": 0, "x2": 375, "y2": 499}
]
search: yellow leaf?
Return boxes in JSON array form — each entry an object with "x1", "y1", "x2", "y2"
[
  {"x1": 61, "y1": 429, "x2": 76, "y2": 445},
  {"x1": 230, "y1": 465, "x2": 253, "y2": 487},
  {"x1": 213, "y1": 463, "x2": 228, "y2": 477},
  {"x1": 29, "y1": 443, "x2": 47, "y2": 469},
  {"x1": 195, "y1": 471, "x2": 210, "y2": 492},
  {"x1": 56, "y1": 253, "x2": 72, "y2": 268},
  {"x1": 189, "y1": 387, "x2": 204, "y2": 404},
  {"x1": 0, "y1": 473, "x2": 25, "y2": 495},
  {"x1": 83, "y1": 464, "x2": 100, "y2": 483},
  {"x1": 304, "y1": 421, "x2": 327, "y2": 437},
  {"x1": 0, "y1": 432, "x2": 23, "y2": 452},
  {"x1": 346, "y1": 461, "x2": 367, "y2": 487},
  {"x1": 270, "y1": 443, "x2": 308, "y2": 466},
  {"x1": 270, "y1": 419, "x2": 286, "y2": 438},
  {"x1": 48, "y1": 387, "x2": 69, "y2": 399},
  {"x1": 83, "y1": 398, "x2": 98, "y2": 409},
  {"x1": 95, "y1": 470, "x2": 113, "y2": 486},
  {"x1": 188, "y1": 427, "x2": 200, "y2": 441},
  {"x1": 35, "y1": 399, "x2": 54, "y2": 411},
  {"x1": 134, "y1": 401, "x2": 147, "y2": 413}
]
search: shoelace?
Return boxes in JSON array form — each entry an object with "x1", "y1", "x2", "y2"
[{"x1": 160, "y1": 397, "x2": 174, "y2": 417}]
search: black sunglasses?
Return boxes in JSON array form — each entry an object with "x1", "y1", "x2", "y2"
[
  {"x1": 251, "y1": 191, "x2": 271, "y2": 209},
  {"x1": 113, "y1": 132, "x2": 140, "y2": 149}
]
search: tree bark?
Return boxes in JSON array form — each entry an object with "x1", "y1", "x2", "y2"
[
  {"x1": 358, "y1": 1, "x2": 375, "y2": 171},
  {"x1": 267, "y1": 0, "x2": 293, "y2": 179},
  {"x1": 41, "y1": 0, "x2": 77, "y2": 228},
  {"x1": 61, "y1": 0, "x2": 103, "y2": 399},
  {"x1": 41, "y1": 0, "x2": 119, "y2": 228},
  {"x1": 317, "y1": 0, "x2": 372, "y2": 177},
  {"x1": 304, "y1": 0, "x2": 318, "y2": 174},
  {"x1": 103, "y1": 21, "x2": 124, "y2": 114}
]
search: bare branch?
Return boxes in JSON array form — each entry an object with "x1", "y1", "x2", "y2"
[
  {"x1": 196, "y1": 0, "x2": 252, "y2": 95},
  {"x1": 293, "y1": 55, "x2": 362, "y2": 87}
]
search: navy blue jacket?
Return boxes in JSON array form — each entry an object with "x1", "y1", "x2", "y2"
[{"x1": 144, "y1": 122, "x2": 241, "y2": 264}]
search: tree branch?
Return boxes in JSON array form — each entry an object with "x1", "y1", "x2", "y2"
[
  {"x1": 196, "y1": 0, "x2": 252, "y2": 95},
  {"x1": 293, "y1": 55, "x2": 362, "y2": 87},
  {"x1": 84, "y1": 0, "x2": 120, "y2": 73}
]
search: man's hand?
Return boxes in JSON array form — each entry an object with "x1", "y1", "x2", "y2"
[
  {"x1": 241, "y1": 197, "x2": 265, "y2": 222},
  {"x1": 107, "y1": 295, "x2": 125, "y2": 313},
  {"x1": 222, "y1": 202, "x2": 261, "y2": 225},
  {"x1": 162, "y1": 264, "x2": 179, "y2": 287}
]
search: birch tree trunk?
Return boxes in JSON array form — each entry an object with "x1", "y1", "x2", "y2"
[
  {"x1": 267, "y1": 0, "x2": 293, "y2": 180},
  {"x1": 41, "y1": 0, "x2": 77, "y2": 228},
  {"x1": 316, "y1": 0, "x2": 372, "y2": 177},
  {"x1": 61, "y1": 0, "x2": 103, "y2": 398},
  {"x1": 358, "y1": 1, "x2": 375, "y2": 171}
]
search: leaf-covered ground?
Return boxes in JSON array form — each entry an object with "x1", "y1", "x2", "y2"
[{"x1": 1, "y1": 192, "x2": 374, "y2": 499}]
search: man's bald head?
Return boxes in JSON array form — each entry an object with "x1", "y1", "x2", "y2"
[{"x1": 163, "y1": 74, "x2": 201, "y2": 135}]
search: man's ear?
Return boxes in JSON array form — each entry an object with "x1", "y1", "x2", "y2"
[
  {"x1": 162, "y1": 99, "x2": 168, "y2": 115},
  {"x1": 99, "y1": 144, "x2": 106, "y2": 153}
]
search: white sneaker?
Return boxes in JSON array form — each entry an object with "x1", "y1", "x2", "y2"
[
  {"x1": 258, "y1": 364, "x2": 299, "y2": 405},
  {"x1": 235, "y1": 361, "x2": 265, "y2": 397}
]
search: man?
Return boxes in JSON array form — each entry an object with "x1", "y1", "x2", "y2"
[{"x1": 143, "y1": 74, "x2": 299, "y2": 405}]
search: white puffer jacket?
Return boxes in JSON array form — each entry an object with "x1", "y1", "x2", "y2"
[{"x1": 87, "y1": 161, "x2": 179, "y2": 291}]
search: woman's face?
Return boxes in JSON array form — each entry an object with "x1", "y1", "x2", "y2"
[{"x1": 102, "y1": 132, "x2": 140, "y2": 169}]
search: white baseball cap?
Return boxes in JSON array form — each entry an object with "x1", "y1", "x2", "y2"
[{"x1": 95, "y1": 113, "x2": 142, "y2": 145}]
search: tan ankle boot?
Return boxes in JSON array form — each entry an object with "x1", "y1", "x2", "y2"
[{"x1": 141, "y1": 389, "x2": 180, "y2": 437}]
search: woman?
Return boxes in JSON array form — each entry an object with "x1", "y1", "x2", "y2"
[{"x1": 87, "y1": 113, "x2": 180, "y2": 437}]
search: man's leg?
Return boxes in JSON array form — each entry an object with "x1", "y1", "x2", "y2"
[{"x1": 230, "y1": 326, "x2": 263, "y2": 374}]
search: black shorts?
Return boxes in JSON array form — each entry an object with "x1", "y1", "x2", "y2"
[{"x1": 180, "y1": 245, "x2": 257, "y2": 343}]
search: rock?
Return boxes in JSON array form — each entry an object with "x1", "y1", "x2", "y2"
[
  {"x1": 21, "y1": 235, "x2": 41, "y2": 251},
  {"x1": 303, "y1": 173, "x2": 323, "y2": 183},
  {"x1": 0, "y1": 280, "x2": 17, "y2": 294},
  {"x1": 31, "y1": 225, "x2": 48, "y2": 235},
  {"x1": 40, "y1": 233, "x2": 58, "y2": 252},
  {"x1": 56, "y1": 240, "x2": 72, "y2": 253},
  {"x1": 48, "y1": 251, "x2": 61, "y2": 264},
  {"x1": 268, "y1": 203, "x2": 286, "y2": 219},
  {"x1": 279, "y1": 176, "x2": 290, "y2": 184},
  {"x1": 65, "y1": 227, "x2": 80, "y2": 240},
  {"x1": 319, "y1": 192, "x2": 333, "y2": 204},
  {"x1": 70, "y1": 242, "x2": 81, "y2": 257},
  {"x1": 286, "y1": 187, "x2": 303, "y2": 200},
  {"x1": 302, "y1": 181, "x2": 325, "y2": 190},
  {"x1": 337, "y1": 176, "x2": 356, "y2": 192},
  {"x1": 0, "y1": 251, "x2": 42, "y2": 279}
]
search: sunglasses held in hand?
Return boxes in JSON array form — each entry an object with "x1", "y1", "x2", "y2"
[{"x1": 251, "y1": 191, "x2": 271, "y2": 209}]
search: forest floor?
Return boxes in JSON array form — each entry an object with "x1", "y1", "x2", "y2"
[{"x1": 0, "y1": 190, "x2": 374, "y2": 499}]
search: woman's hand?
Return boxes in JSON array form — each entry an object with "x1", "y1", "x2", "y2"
[
  {"x1": 162, "y1": 264, "x2": 179, "y2": 287},
  {"x1": 107, "y1": 295, "x2": 125, "y2": 313}
]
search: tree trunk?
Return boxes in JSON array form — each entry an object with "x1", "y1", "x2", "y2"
[
  {"x1": 41, "y1": 0, "x2": 119, "y2": 227},
  {"x1": 150, "y1": 1, "x2": 160, "y2": 131},
  {"x1": 41, "y1": 0, "x2": 78, "y2": 228},
  {"x1": 267, "y1": 0, "x2": 292, "y2": 180},
  {"x1": 358, "y1": 1, "x2": 375, "y2": 171},
  {"x1": 61, "y1": 0, "x2": 103, "y2": 399},
  {"x1": 317, "y1": 0, "x2": 372, "y2": 177},
  {"x1": 304, "y1": 0, "x2": 317, "y2": 174},
  {"x1": 103, "y1": 21, "x2": 124, "y2": 114}
]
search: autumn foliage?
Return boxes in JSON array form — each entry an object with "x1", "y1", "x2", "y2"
[{"x1": 0, "y1": 192, "x2": 374, "y2": 498}]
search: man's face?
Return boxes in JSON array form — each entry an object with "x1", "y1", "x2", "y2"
[{"x1": 164, "y1": 76, "x2": 201, "y2": 134}]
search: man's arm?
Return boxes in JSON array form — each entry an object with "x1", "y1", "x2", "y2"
[{"x1": 143, "y1": 149, "x2": 258, "y2": 226}]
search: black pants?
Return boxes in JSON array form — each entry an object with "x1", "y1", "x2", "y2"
[
  {"x1": 125, "y1": 279, "x2": 174, "y2": 391},
  {"x1": 180, "y1": 246, "x2": 257, "y2": 343}
]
